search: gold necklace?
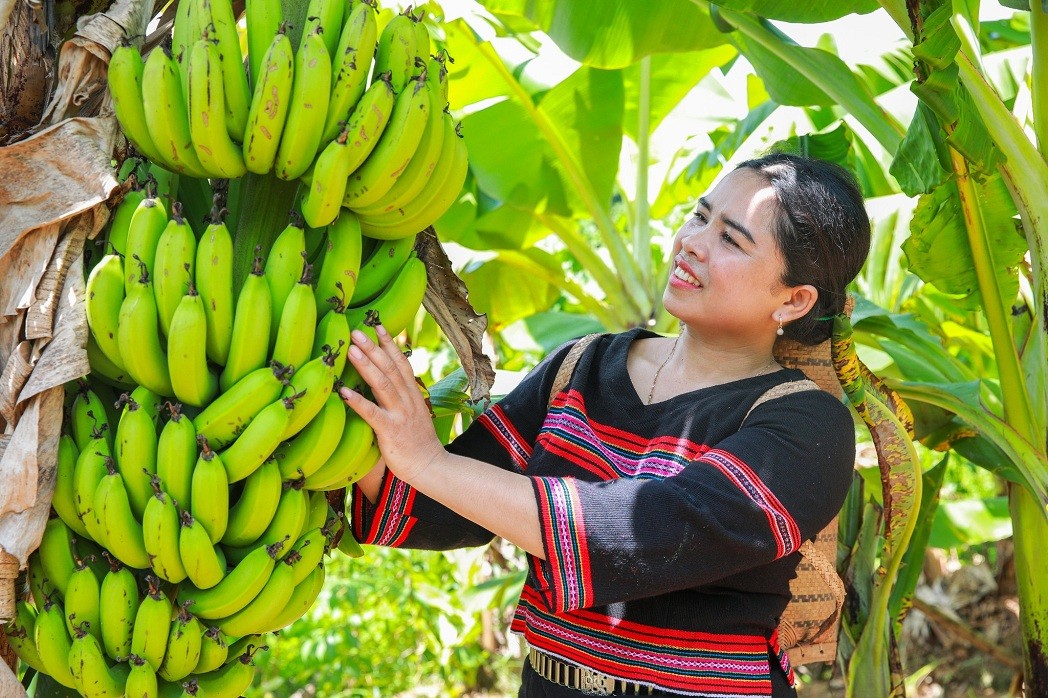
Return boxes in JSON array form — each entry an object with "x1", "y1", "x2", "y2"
[{"x1": 645, "y1": 336, "x2": 780, "y2": 405}]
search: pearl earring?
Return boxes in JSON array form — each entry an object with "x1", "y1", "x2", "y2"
[{"x1": 776, "y1": 316, "x2": 784, "y2": 336}]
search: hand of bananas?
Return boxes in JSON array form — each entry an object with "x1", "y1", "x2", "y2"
[
  {"x1": 5, "y1": 162, "x2": 429, "y2": 694},
  {"x1": 109, "y1": 0, "x2": 467, "y2": 233}
]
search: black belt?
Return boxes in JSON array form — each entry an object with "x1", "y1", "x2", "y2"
[{"x1": 527, "y1": 648, "x2": 655, "y2": 695}]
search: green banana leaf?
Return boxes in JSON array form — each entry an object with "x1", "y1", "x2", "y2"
[
  {"x1": 695, "y1": 0, "x2": 880, "y2": 23},
  {"x1": 460, "y1": 100, "x2": 546, "y2": 209},
  {"x1": 929, "y1": 495, "x2": 1013, "y2": 548},
  {"x1": 888, "y1": 454, "x2": 948, "y2": 621},
  {"x1": 460, "y1": 256, "x2": 562, "y2": 331},
  {"x1": 477, "y1": 0, "x2": 729, "y2": 68},
  {"x1": 889, "y1": 102, "x2": 950, "y2": 196}
]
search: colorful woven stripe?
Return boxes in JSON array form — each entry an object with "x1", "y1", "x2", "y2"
[
  {"x1": 769, "y1": 629, "x2": 795, "y2": 686},
  {"x1": 351, "y1": 476, "x2": 417, "y2": 547},
  {"x1": 698, "y1": 449, "x2": 800, "y2": 558},
  {"x1": 512, "y1": 587, "x2": 775, "y2": 696},
  {"x1": 533, "y1": 477, "x2": 593, "y2": 612},
  {"x1": 479, "y1": 404, "x2": 532, "y2": 470}
]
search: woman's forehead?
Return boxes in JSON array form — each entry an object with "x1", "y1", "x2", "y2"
[{"x1": 702, "y1": 170, "x2": 779, "y2": 228}]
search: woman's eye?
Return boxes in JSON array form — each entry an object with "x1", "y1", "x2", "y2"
[
  {"x1": 692, "y1": 210, "x2": 707, "y2": 223},
  {"x1": 721, "y1": 232, "x2": 739, "y2": 248}
]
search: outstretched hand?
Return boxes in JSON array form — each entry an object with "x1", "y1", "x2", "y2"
[{"x1": 338, "y1": 325, "x2": 447, "y2": 484}]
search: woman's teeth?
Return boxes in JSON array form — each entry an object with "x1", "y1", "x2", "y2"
[{"x1": 673, "y1": 266, "x2": 701, "y2": 287}]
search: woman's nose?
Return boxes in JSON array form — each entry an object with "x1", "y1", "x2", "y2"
[{"x1": 681, "y1": 225, "x2": 710, "y2": 261}]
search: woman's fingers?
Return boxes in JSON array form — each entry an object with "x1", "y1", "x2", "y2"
[{"x1": 375, "y1": 324, "x2": 417, "y2": 385}]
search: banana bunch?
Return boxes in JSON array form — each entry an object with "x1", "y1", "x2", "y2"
[{"x1": 108, "y1": 0, "x2": 469, "y2": 239}]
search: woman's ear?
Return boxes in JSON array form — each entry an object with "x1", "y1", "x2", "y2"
[{"x1": 779, "y1": 285, "x2": 818, "y2": 324}]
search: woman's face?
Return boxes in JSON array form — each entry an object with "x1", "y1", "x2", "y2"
[{"x1": 664, "y1": 168, "x2": 796, "y2": 340}]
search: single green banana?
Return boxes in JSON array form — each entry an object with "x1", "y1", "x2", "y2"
[
  {"x1": 301, "y1": 0, "x2": 344, "y2": 56},
  {"x1": 331, "y1": 75, "x2": 397, "y2": 189},
  {"x1": 157, "y1": 402, "x2": 196, "y2": 510},
  {"x1": 342, "y1": 74, "x2": 430, "y2": 209},
  {"x1": 5, "y1": 600, "x2": 48, "y2": 673},
  {"x1": 304, "y1": 491, "x2": 331, "y2": 537},
  {"x1": 207, "y1": 0, "x2": 251, "y2": 141},
  {"x1": 118, "y1": 259, "x2": 174, "y2": 396},
  {"x1": 302, "y1": 409, "x2": 374, "y2": 490},
  {"x1": 321, "y1": 1, "x2": 378, "y2": 144},
  {"x1": 87, "y1": 334, "x2": 136, "y2": 390},
  {"x1": 178, "y1": 542, "x2": 281, "y2": 619},
  {"x1": 131, "y1": 384, "x2": 165, "y2": 426},
  {"x1": 413, "y1": 9, "x2": 431, "y2": 66},
  {"x1": 246, "y1": 0, "x2": 281, "y2": 87},
  {"x1": 71, "y1": 383, "x2": 111, "y2": 450},
  {"x1": 277, "y1": 393, "x2": 346, "y2": 480},
  {"x1": 281, "y1": 348, "x2": 338, "y2": 439},
  {"x1": 221, "y1": 254, "x2": 273, "y2": 392},
  {"x1": 196, "y1": 205, "x2": 235, "y2": 366},
  {"x1": 86, "y1": 377, "x2": 123, "y2": 437},
  {"x1": 274, "y1": 28, "x2": 331, "y2": 180},
  {"x1": 300, "y1": 128, "x2": 355, "y2": 229},
  {"x1": 344, "y1": 254, "x2": 427, "y2": 338},
  {"x1": 194, "y1": 627, "x2": 229, "y2": 674},
  {"x1": 73, "y1": 441, "x2": 113, "y2": 546},
  {"x1": 115, "y1": 392, "x2": 159, "y2": 519},
  {"x1": 106, "y1": 185, "x2": 146, "y2": 256},
  {"x1": 193, "y1": 361, "x2": 292, "y2": 448},
  {"x1": 263, "y1": 215, "x2": 306, "y2": 347},
  {"x1": 358, "y1": 124, "x2": 468, "y2": 240},
  {"x1": 259, "y1": 563, "x2": 324, "y2": 633},
  {"x1": 63, "y1": 555, "x2": 102, "y2": 644},
  {"x1": 179, "y1": 510, "x2": 226, "y2": 590},
  {"x1": 152, "y1": 202, "x2": 197, "y2": 337},
  {"x1": 131, "y1": 575, "x2": 174, "y2": 670},
  {"x1": 69, "y1": 622, "x2": 129, "y2": 697},
  {"x1": 348, "y1": 235, "x2": 416, "y2": 305},
  {"x1": 38, "y1": 516, "x2": 76, "y2": 597},
  {"x1": 285, "y1": 526, "x2": 327, "y2": 584},
  {"x1": 187, "y1": 38, "x2": 248, "y2": 178},
  {"x1": 213, "y1": 550, "x2": 296, "y2": 637},
  {"x1": 85, "y1": 253, "x2": 128, "y2": 370},
  {"x1": 219, "y1": 394, "x2": 299, "y2": 483},
  {"x1": 373, "y1": 12, "x2": 417, "y2": 94},
  {"x1": 313, "y1": 302, "x2": 351, "y2": 376},
  {"x1": 33, "y1": 595, "x2": 78, "y2": 688},
  {"x1": 312, "y1": 212, "x2": 363, "y2": 313},
  {"x1": 143, "y1": 475, "x2": 188, "y2": 583},
  {"x1": 55, "y1": 435, "x2": 93, "y2": 538},
  {"x1": 271, "y1": 262, "x2": 317, "y2": 371},
  {"x1": 190, "y1": 439, "x2": 229, "y2": 543},
  {"x1": 256, "y1": 481, "x2": 308, "y2": 552},
  {"x1": 243, "y1": 28, "x2": 294, "y2": 175},
  {"x1": 99, "y1": 553, "x2": 140, "y2": 661},
  {"x1": 221, "y1": 457, "x2": 281, "y2": 546},
  {"x1": 185, "y1": 649, "x2": 257, "y2": 697},
  {"x1": 126, "y1": 654, "x2": 160, "y2": 698},
  {"x1": 168, "y1": 279, "x2": 220, "y2": 407},
  {"x1": 142, "y1": 41, "x2": 210, "y2": 178},
  {"x1": 224, "y1": 634, "x2": 263, "y2": 661},
  {"x1": 315, "y1": 437, "x2": 379, "y2": 492},
  {"x1": 95, "y1": 459, "x2": 151, "y2": 569},
  {"x1": 336, "y1": 524, "x2": 365, "y2": 557},
  {"x1": 108, "y1": 41, "x2": 167, "y2": 164},
  {"x1": 123, "y1": 193, "x2": 168, "y2": 294},
  {"x1": 28, "y1": 551, "x2": 58, "y2": 608},
  {"x1": 158, "y1": 601, "x2": 204, "y2": 682}
]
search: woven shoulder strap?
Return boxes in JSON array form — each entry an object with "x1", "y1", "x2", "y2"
[
  {"x1": 741, "y1": 378, "x2": 821, "y2": 425},
  {"x1": 547, "y1": 333, "x2": 603, "y2": 409}
]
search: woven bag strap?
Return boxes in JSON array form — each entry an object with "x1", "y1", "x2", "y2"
[
  {"x1": 795, "y1": 539, "x2": 847, "y2": 636},
  {"x1": 741, "y1": 379, "x2": 821, "y2": 425},
  {"x1": 547, "y1": 333, "x2": 603, "y2": 409}
]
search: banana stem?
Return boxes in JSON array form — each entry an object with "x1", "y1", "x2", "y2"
[
  {"x1": 634, "y1": 56, "x2": 653, "y2": 297},
  {"x1": 229, "y1": 173, "x2": 302, "y2": 294},
  {"x1": 1030, "y1": 1, "x2": 1047, "y2": 164}
]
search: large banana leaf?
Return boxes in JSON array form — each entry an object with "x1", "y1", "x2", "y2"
[
  {"x1": 477, "y1": 0, "x2": 728, "y2": 68},
  {"x1": 694, "y1": 0, "x2": 880, "y2": 23}
]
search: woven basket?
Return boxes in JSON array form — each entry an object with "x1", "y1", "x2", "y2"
[{"x1": 772, "y1": 334, "x2": 847, "y2": 666}]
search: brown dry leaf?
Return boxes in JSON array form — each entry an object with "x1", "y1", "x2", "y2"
[{"x1": 416, "y1": 229, "x2": 496, "y2": 402}]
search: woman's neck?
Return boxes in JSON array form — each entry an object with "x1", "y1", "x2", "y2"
[{"x1": 664, "y1": 326, "x2": 780, "y2": 390}]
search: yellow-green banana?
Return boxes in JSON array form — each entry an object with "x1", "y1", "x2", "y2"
[
  {"x1": 246, "y1": 0, "x2": 281, "y2": 87},
  {"x1": 349, "y1": 235, "x2": 416, "y2": 305},
  {"x1": 243, "y1": 28, "x2": 294, "y2": 175},
  {"x1": 34, "y1": 595, "x2": 78, "y2": 688},
  {"x1": 213, "y1": 550, "x2": 296, "y2": 637},
  {"x1": 188, "y1": 39, "x2": 248, "y2": 179},
  {"x1": 302, "y1": 409, "x2": 375, "y2": 490},
  {"x1": 274, "y1": 28, "x2": 331, "y2": 180},
  {"x1": 106, "y1": 185, "x2": 146, "y2": 256},
  {"x1": 282, "y1": 350, "x2": 338, "y2": 440},
  {"x1": 257, "y1": 482, "x2": 308, "y2": 550},
  {"x1": 142, "y1": 42, "x2": 209, "y2": 178},
  {"x1": 95, "y1": 459, "x2": 151, "y2": 569},
  {"x1": 222, "y1": 457, "x2": 281, "y2": 547},
  {"x1": 219, "y1": 394, "x2": 298, "y2": 482},
  {"x1": 413, "y1": 10, "x2": 431, "y2": 65},
  {"x1": 321, "y1": 1, "x2": 378, "y2": 144},
  {"x1": 118, "y1": 259, "x2": 174, "y2": 396},
  {"x1": 374, "y1": 12, "x2": 417, "y2": 94},
  {"x1": 28, "y1": 551, "x2": 57, "y2": 608},
  {"x1": 108, "y1": 41, "x2": 166, "y2": 164},
  {"x1": 301, "y1": 0, "x2": 343, "y2": 56},
  {"x1": 168, "y1": 280, "x2": 220, "y2": 407},
  {"x1": 71, "y1": 383, "x2": 110, "y2": 450},
  {"x1": 221, "y1": 254, "x2": 273, "y2": 392},
  {"x1": 157, "y1": 402, "x2": 196, "y2": 511},
  {"x1": 123, "y1": 193, "x2": 167, "y2": 294},
  {"x1": 87, "y1": 334, "x2": 136, "y2": 390},
  {"x1": 342, "y1": 74, "x2": 430, "y2": 209},
  {"x1": 126, "y1": 654, "x2": 160, "y2": 698},
  {"x1": 85, "y1": 252, "x2": 127, "y2": 371},
  {"x1": 179, "y1": 542, "x2": 280, "y2": 619},
  {"x1": 63, "y1": 555, "x2": 102, "y2": 644},
  {"x1": 69, "y1": 622, "x2": 130, "y2": 697},
  {"x1": 312, "y1": 212, "x2": 362, "y2": 313},
  {"x1": 39, "y1": 516, "x2": 76, "y2": 597},
  {"x1": 196, "y1": 206, "x2": 235, "y2": 366},
  {"x1": 193, "y1": 361, "x2": 292, "y2": 448},
  {"x1": 158, "y1": 602, "x2": 204, "y2": 682},
  {"x1": 132, "y1": 384, "x2": 164, "y2": 426},
  {"x1": 305, "y1": 489, "x2": 333, "y2": 535},
  {"x1": 143, "y1": 475, "x2": 188, "y2": 583},
  {"x1": 277, "y1": 392, "x2": 346, "y2": 480},
  {"x1": 313, "y1": 302, "x2": 351, "y2": 376},
  {"x1": 271, "y1": 265, "x2": 317, "y2": 371},
  {"x1": 73, "y1": 442, "x2": 112, "y2": 546},
  {"x1": 152, "y1": 202, "x2": 197, "y2": 337},
  {"x1": 194, "y1": 627, "x2": 229, "y2": 673},
  {"x1": 115, "y1": 392, "x2": 159, "y2": 519},
  {"x1": 179, "y1": 510, "x2": 226, "y2": 590},
  {"x1": 190, "y1": 441, "x2": 229, "y2": 543},
  {"x1": 345, "y1": 253, "x2": 427, "y2": 338},
  {"x1": 186, "y1": 650, "x2": 257, "y2": 697},
  {"x1": 207, "y1": 0, "x2": 251, "y2": 141},
  {"x1": 131, "y1": 575, "x2": 173, "y2": 670},
  {"x1": 259, "y1": 563, "x2": 324, "y2": 633},
  {"x1": 332, "y1": 75, "x2": 397, "y2": 193},
  {"x1": 285, "y1": 525, "x2": 327, "y2": 584},
  {"x1": 264, "y1": 216, "x2": 306, "y2": 347},
  {"x1": 300, "y1": 129, "x2": 354, "y2": 229},
  {"x1": 5, "y1": 601, "x2": 48, "y2": 673},
  {"x1": 99, "y1": 554, "x2": 140, "y2": 661},
  {"x1": 55, "y1": 436, "x2": 94, "y2": 539}
]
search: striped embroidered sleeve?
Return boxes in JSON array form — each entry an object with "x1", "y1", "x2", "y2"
[{"x1": 527, "y1": 391, "x2": 855, "y2": 613}]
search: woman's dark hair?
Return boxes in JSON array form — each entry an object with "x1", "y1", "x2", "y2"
[{"x1": 734, "y1": 152, "x2": 871, "y2": 345}]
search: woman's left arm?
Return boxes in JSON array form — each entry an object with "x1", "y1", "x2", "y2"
[{"x1": 341, "y1": 326, "x2": 547, "y2": 558}]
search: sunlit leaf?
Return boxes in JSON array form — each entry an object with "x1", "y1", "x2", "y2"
[
  {"x1": 460, "y1": 257, "x2": 561, "y2": 329},
  {"x1": 890, "y1": 102, "x2": 950, "y2": 196},
  {"x1": 698, "y1": 0, "x2": 879, "y2": 23},
  {"x1": 929, "y1": 496, "x2": 1013, "y2": 548},
  {"x1": 461, "y1": 99, "x2": 545, "y2": 207}
]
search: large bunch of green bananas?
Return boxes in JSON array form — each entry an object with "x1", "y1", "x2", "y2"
[
  {"x1": 108, "y1": 0, "x2": 468, "y2": 235},
  {"x1": 5, "y1": 169, "x2": 428, "y2": 694}
]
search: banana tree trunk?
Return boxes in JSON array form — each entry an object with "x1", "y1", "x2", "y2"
[{"x1": 1011, "y1": 485, "x2": 1048, "y2": 692}]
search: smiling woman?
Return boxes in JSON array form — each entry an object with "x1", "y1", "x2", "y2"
[{"x1": 339, "y1": 152, "x2": 871, "y2": 697}]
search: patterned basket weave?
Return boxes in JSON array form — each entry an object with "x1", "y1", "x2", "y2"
[
  {"x1": 772, "y1": 334, "x2": 847, "y2": 666},
  {"x1": 0, "y1": 546, "x2": 18, "y2": 673}
]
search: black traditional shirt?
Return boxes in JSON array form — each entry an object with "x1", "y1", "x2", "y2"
[{"x1": 351, "y1": 329, "x2": 855, "y2": 697}]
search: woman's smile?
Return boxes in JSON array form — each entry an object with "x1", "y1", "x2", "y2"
[{"x1": 670, "y1": 259, "x2": 703, "y2": 289}]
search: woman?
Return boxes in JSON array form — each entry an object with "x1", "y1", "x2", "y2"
[{"x1": 339, "y1": 152, "x2": 871, "y2": 697}]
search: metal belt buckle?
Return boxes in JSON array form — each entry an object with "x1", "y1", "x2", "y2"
[{"x1": 578, "y1": 666, "x2": 615, "y2": 696}]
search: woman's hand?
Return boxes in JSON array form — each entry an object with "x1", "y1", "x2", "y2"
[{"x1": 338, "y1": 325, "x2": 448, "y2": 484}]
